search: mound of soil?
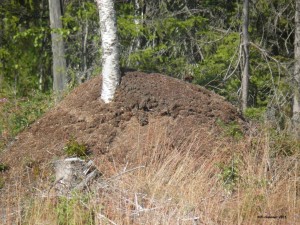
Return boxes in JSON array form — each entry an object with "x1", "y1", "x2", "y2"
[{"x1": 1, "y1": 71, "x2": 244, "y2": 184}]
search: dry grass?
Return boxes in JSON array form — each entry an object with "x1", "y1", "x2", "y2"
[{"x1": 1, "y1": 125, "x2": 300, "y2": 225}]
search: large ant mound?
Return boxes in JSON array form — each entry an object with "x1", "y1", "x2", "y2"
[{"x1": 1, "y1": 71, "x2": 244, "y2": 185}]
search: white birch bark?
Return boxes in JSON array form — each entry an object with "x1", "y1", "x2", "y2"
[
  {"x1": 97, "y1": 0, "x2": 120, "y2": 103},
  {"x1": 293, "y1": 0, "x2": 300, "y2": 130},
  {"x1": 49, "y1": 0, "x2": 67, "y2": 94}
]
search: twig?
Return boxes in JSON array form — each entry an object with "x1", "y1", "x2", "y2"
[
  {"x1": 223, "y1": 35, "x2": 242, "y2": 81},
  {"x1": 285, "y1": 28, "x2": 294, "y2": 55},
  {"x1": 130, "y1": 207, "x2": 161, "y2": 216},
  {"x1": 97, "y1": 214, "x2": 118, "y2": 225},
  {"x1": 249, "y1": 41, "x2": 291, "y2": 108},
  {"x1": 110, "y1": 165, "x2": 145, "y2": 180},
  {"x1": 178, "y1": 216, "x2": 200, "y2": 225},
  {"x1": 47, "y1": 177, "x2": 63, "y2": 195},
  {"x1": 134, "y1": 193, "x2": 143, "y2": 213},
  {"x1": 75, "y1": 170, "x2": 100, "y2": 191}
]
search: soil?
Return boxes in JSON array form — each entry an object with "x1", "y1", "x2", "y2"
[{"x1": 0, "y1": 71, "x2": 244, "y2": 193}]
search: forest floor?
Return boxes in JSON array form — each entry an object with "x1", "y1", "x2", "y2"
[{"x1": 0, "y1": 72, "x2": 299, "y2": 224}]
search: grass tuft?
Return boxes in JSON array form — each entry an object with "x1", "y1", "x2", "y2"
[{"x1": 63, "y1": 138, "x2": 89, "y2": 158}]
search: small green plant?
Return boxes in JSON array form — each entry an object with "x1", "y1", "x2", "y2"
[
  {"x1": 270, "y1": 131, "x2": 300, "y2": 156},
  {"x1": 244, "y1": 107, "x2": 266, "y2": 121},
  {"x1": 56, "y1": 195, "x2": 95, "y2": 225},
  {"x1": 0, "y1": 177, "x2": 4, "y2": 189},
  {"x1": 0, "y1": 91, "x2": 53, "y2": 145},
  {"x1": 217, "y1": 157, "x2": 240, "y2": 194},
  {"x1": 0, "y1": 163, "x2": 9, "y2": 172},
  {"x1": 63, "y1": 138, "x2": 88, "y2": 158},
  {"x1": 0, "y1": 163, "x2": 9, "y2": 189},
  {"x1": 217, "y1": 119, "x2": 244, "y2": 140}
]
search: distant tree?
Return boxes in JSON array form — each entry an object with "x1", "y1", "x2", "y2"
[
  {"x1": 293, "y1": 0, "x2": 300, "y2": 131},
  {"x1": 241, "y1": 0, "x2": 250, "y2": 112},
  {"x1": 49, "y1": 0, "x2": 67, "y2": 96},
  {"x1": 96, "y1": 0, "x2": 120, "y2": 103},
  {"x1": 133, "y1": 0, "x2": 144, "y2": 50}
]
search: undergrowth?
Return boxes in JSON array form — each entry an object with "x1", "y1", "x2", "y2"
[
  {"x1": 1, "y1": 122, "x2": 299, "y2": 224},
  {"x1": 0, "y1": 91, "x2": 53, "y2": 152},
  {"x1": 63, "y1": 138, "x2": 89, "y2": 158},
  {"x1": 217, "y1": 155, "x2": 241, "y2": 194},
  {"x1": 216, "y1": 118, "x2": 244, "y2": 140}
]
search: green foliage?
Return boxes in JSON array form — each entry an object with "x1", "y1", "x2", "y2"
[
  {"x1": 270, "y1": 131, "x2": 300, "y2": 157},
  {"x1": 0, "y1": 163, "x2": 8, "y2": 189},
  {"x1": 217, "y1": 157, "x2": 241, "y2": 194},
  {"x1": 55, "y1": 195, "x2": 95, "y2": 225},
  {"x1": 217, "y1": 119, "x2": 244, "y2": 140},
  {"x1": 62, "y1": 0, "x2": 101, "y2": 84},
  {"x1": 0, "y1": 163, "x2": 9, "y2": 172},
  {"x1": 118, "y1": 15, "x2": 143, "y2": 40},
  {"x1": 195, "y1": 32, "x2": 241, "y2": 102},
  {"x1": 0, "y1": 91, "x2": 53, "y2": 144},
  {"x1": 0, "y1": 92, "x2": 52, "y2": 153},
  {"x1": 244, "y1": 107, "x2": 266, "y2": 121},
  {"x1": 0, "y1": 0, "x2": 51, "y2": 96},
  {"x1": 63, "y1": 139, "x2": 88, "y2": 158},
  {"x1": 0, "y1": 0, "x2": 296, "y2": 132},
  {"x1": 0, "y1": 178, "x2": 4, "y2": 189},
  {"x1": 119, "y1": 12, "x2": 208, "y2": 79}
]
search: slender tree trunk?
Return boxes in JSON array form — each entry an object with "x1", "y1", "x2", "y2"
[
  {"x1": 49, "y1": 0, "x2": 67, "y2": 95},
  {"x1": 83, "y1": 18, "x2": 88, "y2": 80},
  {"x1": 127, "y1": 0, "x2": 144, "y2": 67},
  {"x1": 0, "y1": 20, "x2": 2, "y2": 91},
  {"x1": 79, "y1": 16, "x2": 89, "y2": 84},
  {"x1": 133, "y1": 0, "x2": 143, "y2": 49},
  {"x1": 241, "y1": 0, "x2": 250, "y2": 112},
  {"x1": 97, "y1": 0, "x2": 120, "y2": 103},
  {"x1": 39, "y1": 66, "x2": 44, "y2": 91},
  {"x1": 38, "y1": 0, "x2": 47, "y2": 91},
  {"x1": 0, "y1": 64, "x2": 3, "y2": 91},
  {"x1": 14, "y1": 72, "x2": 18, "y2": 96},
  {"x1": 293, "y1": 0, "x2": 300, "y2": 131}
]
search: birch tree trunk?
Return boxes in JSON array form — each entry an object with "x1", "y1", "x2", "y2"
[
  {"x1": 97, "y1": 0, "x2": 120, "y2": 103},
  {"x1": 293, "y1": 0, "x2": 300, "y2": 131},
  {"x1": 241, "y1": 0, "x2": 250, "y2": 112},
  {"x1": 49, "y1": 0, "x2": 67, "y2": 95}
]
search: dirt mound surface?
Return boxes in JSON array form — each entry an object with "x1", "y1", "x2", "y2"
[{"x1": 1, "y1": 71, "x2": 244, "y2": 181}]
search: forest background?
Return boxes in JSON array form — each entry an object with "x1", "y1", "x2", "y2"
[{"x1": 0, "y1": 0, "x2": 295, "y2": 147}]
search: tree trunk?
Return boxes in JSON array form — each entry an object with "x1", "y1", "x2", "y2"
[
  {"x1": 293, "y1": 0, "x2": 300, "y2": 131},
  {"x1": 133, "y1": 0, "x2": 143, "y2": 50},
  {"x1": 0, "y1": 68, "x2": 3, "y2": 91},
  {"x1": 0, "y1": 16, "x2": 2, "y2": 91},
  {"x1": 79, "y1": 16, "x2": 89, "y2": 84},
  {"x1": 49, "y1": 0, "x2": 67, "y2": 95},
  {"x1": 38, "y1": 0, "x2": 47, "y2": 92},
  {"x1": 127, "y1": 0, "x2": 144, "y2": 67},
  {"x1": 97, "y1": 0, "x2": 120, "y2": 103},
  {"x1": 241, "y1": 0, "x2": 250, "y2": 112}
]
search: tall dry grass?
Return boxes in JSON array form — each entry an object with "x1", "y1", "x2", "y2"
[{"x1": 1, "y1": 124, "x2": 300, "y2": 225}]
